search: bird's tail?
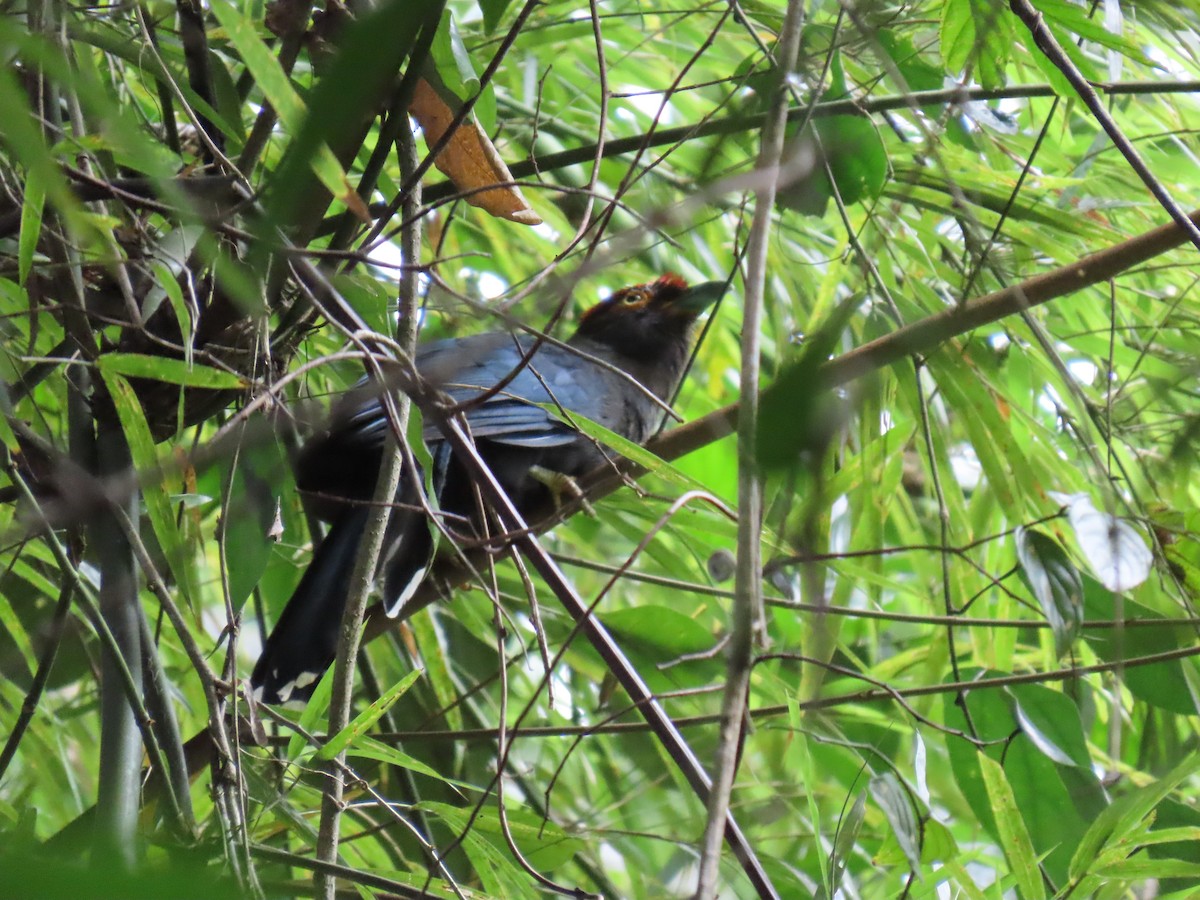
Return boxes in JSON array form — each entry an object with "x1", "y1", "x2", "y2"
[{"x1": 250, "y1": 506, "x2": 368, "y2": 706}]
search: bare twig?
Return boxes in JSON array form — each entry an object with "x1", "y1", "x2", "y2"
[
  {"x1": 1007, "y1": 0, "x2": 1200, "y2": 253},
  {"x1": 314, "y1": 121, "x2": 423, "y2": 900},
  {"x1": 694, "y1": 2, "x2": 805, "y2": 896},
  {"x1": 419, "y1": 411, "x2": 780, "y2": 898},
  {"x1": 0, "y1": 452, "x2": 79, "y2": 782},
  {"x1": 359, "y1": 643, "x2": 1200, "y2": 746}
]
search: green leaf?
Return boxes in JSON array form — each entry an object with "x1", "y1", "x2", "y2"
[
  {"x1": 17, "y1": 173, "x2": 45, "y2": 286},
  {"x1": 0, "y1": 63, "x2": 89, "y2": 242},
  {"x1": 875, "y1": 29, "x2": 944, "y2": 93},
  {"x1": 423, "y1": 801, "x2": 586, "y2": 873},
  {"x1": 1081, "y1": 580, "x2": 1198, "y2": 715},
  {"x1": 941, "y1": 0, "x2": 1012, "y2": 88},
  {"x1": 286, "y1": 667, "x2": 335, "y2": 760},
  {"x1": 429, "y1": 11, "x2": 479, "y2": 100},
  {"x1": 1071, "y1": 755, "x2": 1200, "y2": 881},
  {"x1": 0, "y1": 587, "x2": 35, "y2": 679},
  {"x1": 329, "y1": 273, "x2": 393, "y2": 338},
  {"x1": 96, "y1": 370, "x2": 197, "y2": 605},
  {"x1": 341, "y1": 735, "x2": 455, "y2": 781},
  {"x1": 944, "y1": 673, "x2": 1095, "y2": 885},
  {"x1": 822, "y1": 115, "x2": 888, "y2": 205},
  {"x1": 1008, "y1": 684, "x2": 1092, "y2": 769},
  {"x1": 67, "y1": 21, "x2": 239, "y2": 142},
  {"x1": 1095, "y1": 858, "x2": 1200, "y2": 879},
  {"x1": 941, "y1": 0, "x2": 971, "y2": 71},
  {"x1": 777, "y1": 108, "x2": 888, "y2": 216},
  {"x1": 149, "y1": 261, "x2": 195, "y2": 357},
  {"x1": 0, "y1": 847, "x2": 245, "y2": 899},
  {"x1": 96, "y1": 353, "x2": 246, "y2": 390},
  {"x1": 829, "y1": 791, "x2": 866, "y2": 894},
  {"x1": 756, "y1": 293, "x2": 860, "y2": 469},
  {"x1": 263, "y1": 0, "x2": 440, "y2": 230},
  {"x1": 978, "y1": 753, "x2": 1047, "y2": 900},
  {"x1": 418, "y1": 802, "x2": 528, "y2": 894},
  {"x1": 222, "y1": 439, "x2": 286, "y2": 608},
  {"x1": 1015, "y1": 527, "x2": 1083, "y2": 656},
  {"x1": 479, "y1": 0, "x2": 514, "y2": 33},
  {"x1": 602, "y1": 605, "x2": 715, "y2": 658},
  {"x1": 1032, "y1": 0, "x2": 1150, "y2": 62},
  {"x1": 407, "y1": 603, "x2": 460, "y2": 732},
  {"x1": 317, "y1": 669, "x2": 422, "y2": 759},
  {"x1": 540, "y1": 403, "x2": 705, "y2": 490},
  {"x1": 4, "y1": 18, "x2": 183, "y2": 187},
  {"x1": 869, "y1": 772, "x2": 921, "y2": 872}
]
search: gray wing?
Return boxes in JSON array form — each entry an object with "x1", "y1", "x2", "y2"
[
  {"x1": 333, "y1": 333, "x2": 621, "y2": 451},
  {"x1": 422, "y1": 334, "x2": 608, "y2": 448}
]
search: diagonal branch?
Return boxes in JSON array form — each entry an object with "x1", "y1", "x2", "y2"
[
  {"x1": 421, "y1": 411, "x2": 781, "y2": 899},
  {"x1": 1007, "y1": 0, "x2": 1200, "y2": 253},
  {"x1": 649, "y1": 207, "x2": 1200, "y2": 466},
  {"x1": 695, "y1": 0, "x2": 806, "y2": 893}
]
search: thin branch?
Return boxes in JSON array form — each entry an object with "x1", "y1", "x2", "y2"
[
  {"x1": 314, "y1": 120, "x2": 423, "y2": 900},
  {"x1": 648, "y1": 207, "x2": 1200, "y2": 466},
  {"x1": 695, "y1": 0, "x2": 805, "y2": 894},
  {"x1": 137, "y1": 604, "x2": 196, "y2": 834},
  {"x1": 92, "y1": 423, "x2": 144, "y2": 870},
  {"x1": 0, "y1": 512, "x2": 76, "y2": 780},
  {"x1": 253, "y1": 844, "x2": 432, "y2": 899},
  {"x1": 415, "y1": 80, "x2": 1200, "y2": 209},
  {"x1": 1007, "y1": 0, "x2": 1200, "y2": 253},
  {"x1": 359, "y1": 643, "x2": 1200, "y2": 746}
]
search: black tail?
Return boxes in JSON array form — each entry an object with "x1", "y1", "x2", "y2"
[
  {"x1": 250, "y1": 507, "x2": 368, "y2": 705},
  {"x1": 252, "y1": 446, "x2": 451, "y2": 705}
]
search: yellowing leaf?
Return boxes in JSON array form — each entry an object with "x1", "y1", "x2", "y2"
[{"x1": 409, "y1": 77, "x2": 541, "y2": 225}]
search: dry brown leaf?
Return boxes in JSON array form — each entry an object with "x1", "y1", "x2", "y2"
[{"x1": 409, "y1": 78, "x2": 541, "y2": 226}]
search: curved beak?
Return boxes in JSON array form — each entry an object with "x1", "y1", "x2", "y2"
[{"x1": 674, "y1": 280, "x2": 727, "y2": 313}]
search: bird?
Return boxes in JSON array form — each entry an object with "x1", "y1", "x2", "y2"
[{"x1": 251, "y1": 275, "x2": 724, "y2": 704}]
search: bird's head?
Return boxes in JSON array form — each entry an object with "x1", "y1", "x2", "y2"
[{"x1": 572, "y1": 275, "x2": 725, "y2": 362}]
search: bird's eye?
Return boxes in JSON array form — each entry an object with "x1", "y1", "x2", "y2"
[{"x1": 621, "y1": 291, "x2": 643, "y2": 305}]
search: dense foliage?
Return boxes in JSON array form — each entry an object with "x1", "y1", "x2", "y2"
[{"x1": 2, "y1": 0, "x2": 1200, "y2": 897}]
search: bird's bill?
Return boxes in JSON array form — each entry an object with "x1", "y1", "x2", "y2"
[{"x1": 674, "y1": 280, "x2": 726, "y2": 312}]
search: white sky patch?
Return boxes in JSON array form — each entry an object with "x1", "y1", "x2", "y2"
[
  {"x1": 531, "y1": 221, "x2": 560, "y2": 243},
  {"x1": 830, "y1": 494, "x2": 851, "y2": 555},
  {"x1": 597, "y1": 844, "x2": 630, "y2": 892},
  {"x1": 1068, "y1": 359, "x2": 1098, "y2": 386},
  {"x1": 936, "y1": 217, "x2": 964, "y2": 244},
  {"x1": 79, "y1": 560, "x2": 101, "y2": 591},
  {"x1": 367, "y1": 238, "x2": 405, "y2": 273},
  {"x1": 477, "y1": 271, "x2": 508, "y2": 300},
  {"x1": 988, "y1": 332, "x2": 1011, "y2": 352},
  {"x1": 1145, "y1": 43, "x2": 1193, "y2": 80},
  {"x1": 619, "y1": 87, "x2": 677, "y2": 126},
  {"x1": 950, "y1": 442, "x2": 983, "y2": 491},
  {"x1": 236, "y1": 616, "x2": 264, "y2": 661},
  {"x1": 1038, "y1": 383, "x2": 1064, "y2": 417},
  {"x1": 453, "y1": 266, "x2": 509, "y2": 301},
  {"x1": 612, "y1": 107, "x2": 638, "y2": 126}
]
